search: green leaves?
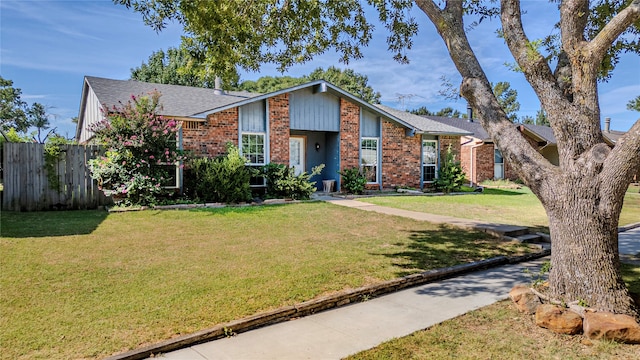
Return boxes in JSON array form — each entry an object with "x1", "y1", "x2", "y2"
[{"x1": 116, "y1": 0, "x2": 418, "y2": 81}]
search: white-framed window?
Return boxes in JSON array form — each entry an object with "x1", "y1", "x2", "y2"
[
  {"x1": 241, "y1": 132, "x2": 266, "y2": 186},
  {"x1": 241, "y1": 132, "x2": 266, "y2": 165},
  {"x1": 494, "y1": 146, "x2": 504, "y2": 179},
  {"x1": 422, "y1": 140, "x2": 438, "y2": 183},
  {"x1": 360, "y1": 137, "x2": 379, "y2": 183}
]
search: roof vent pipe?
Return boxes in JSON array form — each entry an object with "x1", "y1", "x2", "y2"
[
  {"x1": 213, "y1": 76, "x2": 223, "y2": 95},
  {"x1": 467, "y1": 105, "x2": 473, "y2": 122},
  {"x1": 605, "y1": 117, "x2": 611, "y2": 133}
]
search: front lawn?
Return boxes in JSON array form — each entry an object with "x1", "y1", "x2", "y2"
[
  {"x1": 361, "y1": 187, "x2": 640, "y2": 232},
  {"x1": 0, "y1": 203, "x2": 534, "y2": 359}
]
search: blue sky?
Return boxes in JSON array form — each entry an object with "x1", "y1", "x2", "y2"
[{"x1": 1, "y1": 0, "x2": 638, "y2": 139}]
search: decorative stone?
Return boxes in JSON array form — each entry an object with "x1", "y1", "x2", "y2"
[
  {"x1": 535, "y1": 304, "x2": 583, "y2": 335},
  {"x1": 583, "y1": 312, "x2": 640, "y2": 344},
  {"x1": 509, "y1": 284, "x2": 541, "y2": 314}
]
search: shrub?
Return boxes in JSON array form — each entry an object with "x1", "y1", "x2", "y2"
[
  {"x1": 184, "y1": 144, "x2": 255, "y2": 203},
  {"x1": 434, "y1": 144, "x2": 466, "y2": 194},
  {"x1": 261, "y1": 163, "x2": 324, "y2": 200},
  {"x1": 87, "y1": 91, "x2": 185, "y2": 207},
  {"x1": 339, "y1": 167, "x2": 367, "y2": 194}
]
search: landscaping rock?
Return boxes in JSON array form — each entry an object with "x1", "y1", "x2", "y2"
[
  {"x1": 583, "y1": 312, "x2": 640, "y2": 344},
  {"x1": 509, "y1": 284, "x2": 541, "y2": 314},
  {"x1": 535, "y1": 304, "x2": 583, "y2": 335}
]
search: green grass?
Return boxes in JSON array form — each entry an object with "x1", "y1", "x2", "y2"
[
  {"x1": 0, "y1": 203, "x2": 533, "y2": 359},
  {"x1": 361, "y1": 187, "x2": 640, "y2": 232},
  {"x1": 347, "y1": 265, "x2": 640, "y2": 360}
]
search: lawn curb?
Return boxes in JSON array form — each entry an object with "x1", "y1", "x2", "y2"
[
  {"x1": 619, "y1": 222, "x2": 640, "y2": 232},
  {"x1": 105, "y1": 248, "x2": 551, "y2": 360}
]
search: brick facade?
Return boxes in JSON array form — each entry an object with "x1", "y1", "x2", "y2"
[
  {"x1": 460, "y1": 141, "x2": 518, "y2": 185},
  {"x1": 381, "y1": 119, "x2": 422, "y2": 189},
  {"x1": 180, "y1": 92, "x2": 464, "y2": 191},
  {"x1": 439, "y1": 135, "x2": 461, "y2": 159},
  {"x1": 268, "y1": 94, "x2": 290, "y2": 164},
  {"x1": 339, "y1": 98, "x2": 360, "y2": 170},
  {"x1": 182, "y1": 108, "x2": 239, "y2": 157}
]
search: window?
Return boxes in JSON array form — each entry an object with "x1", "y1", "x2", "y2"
[
  {"x1": 422, "y1": 140, "x2": 438, "y2": 182},
  {"x1": 241, "y1": 133, "x2": 265, "y2": 165},
  {"x1": 241, "y1": 132, "x2": 266, "y2": 186},
  {"x1": 494, "y1": 147, "x2": 504, "y2": 179},
  {"x1": 360, "y1": 137, "x2": 378, "y2": 183}
]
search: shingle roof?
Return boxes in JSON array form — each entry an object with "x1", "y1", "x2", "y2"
[
  {"x1": 85, "y1": 76, "x2": 259, "y2": 117},
  {"x1": 521, "y1": 124, "x2": 557, "y2": 144},
  {"x1": 373, "y1": 105, "x2": 472, "y2": 136},
  {"x1": 423, "y1": 116, "x2": 490, "y2": 140},
  {"x1": 603, "y1": 130, "x2": 625, "y2": 144}
]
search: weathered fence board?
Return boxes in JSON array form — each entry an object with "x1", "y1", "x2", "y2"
[{"x1": 1, "y1": 143, "x2": 112, "y2": 211}]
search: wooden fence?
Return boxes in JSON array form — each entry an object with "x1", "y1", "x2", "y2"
[{"x1": 2, "y1": 143, "x2": 113, "y2": 211}]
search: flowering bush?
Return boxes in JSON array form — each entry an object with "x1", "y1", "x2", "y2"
[{"x1": 88, "y1": 91, "x2": 185, "y2": 206}]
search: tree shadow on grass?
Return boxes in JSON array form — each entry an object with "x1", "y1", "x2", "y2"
[
  {"x1": 379, "y1": 224, "x2": 528, "y2": 278},
  {"x1": 0, "y1": 209, "x2": 109, "y2": 238},
  {"x1": 481, "y1": 188, "x2": 528, "y2": 196}
]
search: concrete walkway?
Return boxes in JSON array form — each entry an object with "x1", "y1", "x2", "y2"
[
  {"x1": 149, "y1": 197, "x2": 640, "y2": 360},
  {"x1": 154, "y1": 259, "x2": 547, "y2": 360}
]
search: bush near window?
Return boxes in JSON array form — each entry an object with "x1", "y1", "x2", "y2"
[
  {"x1": 261, "y1": 163, "x2": 324, "y2": 200},
  {"x1": 339, "y1": 167, "x2": 367, "y2": 194},
  {"x1": 87, "y1": 91, "x2": 185, "y2": 207},
  {"x1": 434, "y1": 144, "x2": 466, "y2": 194},
  {"x1": 183, "y1": 144, "x2": 256, "y2": 203}
]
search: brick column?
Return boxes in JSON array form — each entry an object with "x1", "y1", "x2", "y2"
[
  {"x1": 339, "y1": 98, "x2": 360, "y2": 170},
  {"x1": 268, "y1": 94, "x2": 290, "y2": 164},
  {"x1": 381, "y1": 119, "x2": 421, "y2": 189}
]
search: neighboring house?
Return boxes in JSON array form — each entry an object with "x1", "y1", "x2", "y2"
[
  {"x1": 427, "y1": 115, "x2": 628, "y2": 185},
  {"x1": 426, "y1": 116, "x2": 518, "y2": 185},
  {"x1": 76, "y1": 76, "x2": 471, "y2": 191}
]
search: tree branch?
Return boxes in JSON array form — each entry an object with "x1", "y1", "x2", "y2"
[
  {"x1": 415, "y1": 0, "x2": 555, "y2": 196},
  {"x1": 559, "y1": 0, "x2": 589, "y2": 56},
  {"x1": 585, "y1": 0, "x2": 640, "y2": 64},
  {"x1": 500, "y1": 0, "x2": 565, "y2": 107}
]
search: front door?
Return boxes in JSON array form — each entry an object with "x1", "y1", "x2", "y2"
[{"x1": 289, "y1": 137, "x2": 305, "y2": 176}]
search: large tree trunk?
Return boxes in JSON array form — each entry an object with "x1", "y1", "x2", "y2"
[
  {"x1": 545, "y1": 179, "x2": 638, "y2": 316},
  {"x1": 417, "y1": 0, "x2": 640, "y2": 319}
]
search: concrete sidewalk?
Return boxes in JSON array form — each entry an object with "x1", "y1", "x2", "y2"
[{"x1": 154, "y1": 258, "x2": 547, "y2": 360}]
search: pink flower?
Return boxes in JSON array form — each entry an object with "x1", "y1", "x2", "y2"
[{"x1": 149, "y1": 155, "x2": 155, "y2": 159}]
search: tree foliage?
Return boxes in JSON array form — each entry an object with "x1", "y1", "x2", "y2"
[
  {"x1": 130, "y1": 46, "x2": 230, "y2": 88},
  {"x1": 88, "y1": 91, "x2": 185, "y2": 206},
  {"x1": 131, "y1": 48, "x2": 382, "y2": 103},
  {"x1": 492, "y1": 82, "x2": 520, "y2": 122},
  {"x1": 117, "y1": 0, "x2": 418, "y2": 84},
  {"x1": 0, "y1": 76, "x2": 55, "y2": 142},
  {"x1": 628, "y1": 95, "x2": 640, "y2": 111}
]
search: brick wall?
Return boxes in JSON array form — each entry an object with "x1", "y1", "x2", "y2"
[
  {"x1": 269, "y1": 94, "x2": 290, "y2": 164},
  {"x1": 439, "y1": 135, "x2": 461, "y2": 159},
  {"x1": 381, "y1": 119, "x2": 421, "y2": 189},
  {"x1": 339, "y1": 98, "x2": 360, "y2": 170},
  {"x1": 474, "y1": 143, "x2": 496, "y2": 183},
  {"x1": 182, "y1": 108, "x2": 239, "y2": 157}
]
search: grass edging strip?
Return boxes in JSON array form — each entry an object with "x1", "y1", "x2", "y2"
[{"x1": 105, "y1": 248, "x2": 551, "y2": 360}]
